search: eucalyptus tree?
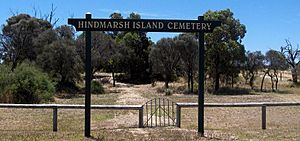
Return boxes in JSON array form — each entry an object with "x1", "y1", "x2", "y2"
[
  {"x1": 150, "y1": 38, "x2": 180, "y2": 88},
  {"x1": 76, "y1": 31, "x2": 115, "y2": 77},
  {"x1": 0, "y1": 14, "x2": 52, "y2": 70},
  {"x1": 281, "y1": 39, "x2": 300, "y2": 83},
  {"x1": 115, "y1": 12, "x2": 152, "y2": 83},
  {"x1": 261, "y1": 49, "x2": 288, "y2": 91},
  {"x1": 204, "y1": 9, "x2": 246, "y2": 92},
  {"x1": 242, "y1": 51, "x2": 264, "y2": 89},
  {"x1": 36, "y1": 25, "x2": 82, "y2": 89},
  {"x1": 175, "y1": 33, "x2": 198, "y2": 93}
]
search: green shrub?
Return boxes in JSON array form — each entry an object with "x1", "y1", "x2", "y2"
[
  {"x1": 91, "y1": 80, "x2": 104, "y2": 94},
  {"x1": 0, "y1": 63, "x2": 55, "y2": 103},
  {"x1": 0, "y1": 65, "x2": 14, "y2": 102}
]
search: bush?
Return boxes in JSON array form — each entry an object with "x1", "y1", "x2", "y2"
[
  {"x1": 36, "y1": 40, "x2": 83, "y2": 91},
  {"x1": 0, "y1": 65, "x2": 14, "y2": 102},
  {"x1": 164, "y1": 88, "x2": 173, "y2": 96},
  {"x1": 0, "y1": 63, "x2": 55, "y2": 103},
  {"x1": 91, "y1": 80, "x2": 104, "y2": 94}
]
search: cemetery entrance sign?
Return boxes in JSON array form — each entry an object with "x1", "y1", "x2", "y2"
[
  {"x1": 68, "y1": 13, "x2": 221, "y2": 137},
  {"x1": 68, "y1": 18, "x2": 219, "y2": 32}
]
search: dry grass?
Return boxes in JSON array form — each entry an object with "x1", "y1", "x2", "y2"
[
  {"x1": 180, "y1": 107, "x2": 300, "y2": 141},
  {"x1": 0, "y1": 78, "x2": 300, "y2": 140}
]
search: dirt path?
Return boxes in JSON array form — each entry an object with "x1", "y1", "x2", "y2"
[
  {"x1": 99, "y1": 82, "x2": 155, "y2": 129},
  {"x1": 110, "y1": 82, "x2": 154, "y2": 105}
]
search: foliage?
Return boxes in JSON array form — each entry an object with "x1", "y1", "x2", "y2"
[
  {"x1": 0, "y1": 14, "x2": 52, "y2": 70},
  {"x1": 266, "y1": 49, "x2": 288, "y2": 70},
  {"x1": 204, "y1": 9, "x2": 246, "y2": 92},
  {"x1": 261, "y1": 49, "x2": 289, "y2": 91},
  {"x1": 35, "y1": 25, "x2": 82, "y2": 91},
  {"x1": 103, "y1": 50, "x2": 122, "y2": 87},
  {"x1": 175, "y1": 33, "x2": 198, "y2": 93},
  {"x1": 113, "y1": 13, "x2": 152, "y2": 84},
  {"x1": 0, "y1": 64, "x2": 13, "y2": 100},
  {"x1": 91, "y1": 80, "x2": 105, "y2": 94},
  {"x1": 150, "y1": 38, "x2": 180, "y2": 88},
  {"x1": 0, "y1": 63, "x2": 55, "y2": 103},
  {"x1": 76, "y1": 32, "x2": 116, "y2": 77},
  {"x1": 242, "y1": 51, "x2": 264, "y2": 89},
  {"x1": 117, "y1": 31, "x2": 151, "y2": 84},
  {"x1": 37, "y1": 39, "x2": 82, "y2": 90}
]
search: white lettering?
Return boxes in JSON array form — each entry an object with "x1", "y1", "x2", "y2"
[
  {"x1": 124, "y1": 22, "x2": 130, "y2": 28},
  {"x1": 167, "y1": 22, "x2": 173, "y2": 29},
  {"x1": 78, "y1": 21, "x2": 85, "y2": 28}
]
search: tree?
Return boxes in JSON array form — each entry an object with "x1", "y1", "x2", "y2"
[
  {"x1": 175, "y1": 33, "x2": 198, "y2": 93},
  {"x1": 261, "y1": 50, "x2": 288, "y2": 91},
  {"x1": 150, "y1": 38, "x2": 180, "y2": 88},
  {"x1": 242, "y1": 51, "x2": 264, "y2": 89},
  {"x1": 102, "y1": 39, "x2": 120, "y2": 87},
  {"x1": 204, "y1": 9, "x2": 246, "y2": 92},
  {"x1": 0, "y1": 14, "x2": 52, "y2": 70},
  {"x1": 36, "y1": 25, "x2": 82, "y2": 90},
  {"x1": 76, "y1": 32, "x2": 115, "y2": 77},
  {"x1": 281, "y1": 39, "x2": 300, "y2": 83},
  {"x1": 222, "y1": 41, "x2": 246, "y2": 88},
  {"x1": 116, "y1": 12, "x2": 151, "y2": 83}
]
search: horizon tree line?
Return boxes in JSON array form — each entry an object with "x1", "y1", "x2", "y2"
[{"x1": 0, "y1": 8, "x2": 299, "y2": 97}]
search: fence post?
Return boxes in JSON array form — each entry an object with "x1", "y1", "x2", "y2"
[
  {"x1": 176, "y1": 105, "x2": 181, "y2": 128},
  {"x1": 139, "y1": 107, "x2": 143, "y2": 128},
  {"x1": 262, "y1": 105, "x2": 266, "y2": 130},
  {"x1": 53, "y1": 107, "x2": 58, "y2": 132}
]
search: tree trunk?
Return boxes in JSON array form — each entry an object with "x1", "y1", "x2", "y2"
[
  {"x1": 165, "y1": 81, "x2": 169, "y2": 88},
  {"x1": 274, "y1": 73, "x2": 278, "y2": 90},
  {"x1": 291, "y1": 67, "x2": 298, "y2": 83},
  {"x1": 214, "y1": 54, "x2": 220, "y2": 92},
  {"x1": 261, "y1": 72, "x2": 267, "y2": 92},
  {"x1": 112, "y1": 71, "x2": 115, "y2": 87},
  {"x1": 215, "y1": 72, "x2": 220, "y2": 91},
  {"x1": 191, "y1": 70, "x2": 194, "y2": 93},
  {"x1": 250, "y1": 74, "x2": 255, "y2": 90},
  {"x1": 271, "y1": 78, "x2": 274, "y2": 92},
  {"x1": 231, "y1": 73, "x2": 234, "y2": 88},
  {"x1": 187, "y1": 70, "x2": 191, "y2": 92},
  {"x1": 280, "y1": 72, "x2": 282, "y2": 81},
  {"x1": 11, "y1": 61, "x2": 18, "y2": 71},
  {"x1": 267, "y1": 72, "x2": 275, "y2": 92},
  {"x1": 275, "y1": 77, "x2": 278, "y2": 90}
]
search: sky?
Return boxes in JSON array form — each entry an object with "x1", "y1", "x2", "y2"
[{"x1": 0, "y1": 0, "x2": 300, "y2": 53}]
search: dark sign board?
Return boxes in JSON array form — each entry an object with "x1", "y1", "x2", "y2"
[{"x1": 68, "y1": 18, "x2": 221, "y2": 32}]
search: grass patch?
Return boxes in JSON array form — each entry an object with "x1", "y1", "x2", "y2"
[
  {"x1": 1, "y1": 80, "x2": 300, "y2": 140},
  {"x1": 211, "y1": 87, "x2": 254, "y2": 95}
]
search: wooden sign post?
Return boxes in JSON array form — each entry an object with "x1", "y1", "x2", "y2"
[{"x1": 68, "y1": 13, "x2": 221, "y2": 137}]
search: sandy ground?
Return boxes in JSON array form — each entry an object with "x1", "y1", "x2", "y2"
[
  {"x1": 1, "y1": 74, "x2": 299, "y2": 140},
  {"x1": 115, "y1": 84, "x2": 149, "y2": 105}
]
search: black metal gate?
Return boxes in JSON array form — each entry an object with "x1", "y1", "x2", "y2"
[{"x1": 143, "y1": 98, "x2": 176, "y2": 127}]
